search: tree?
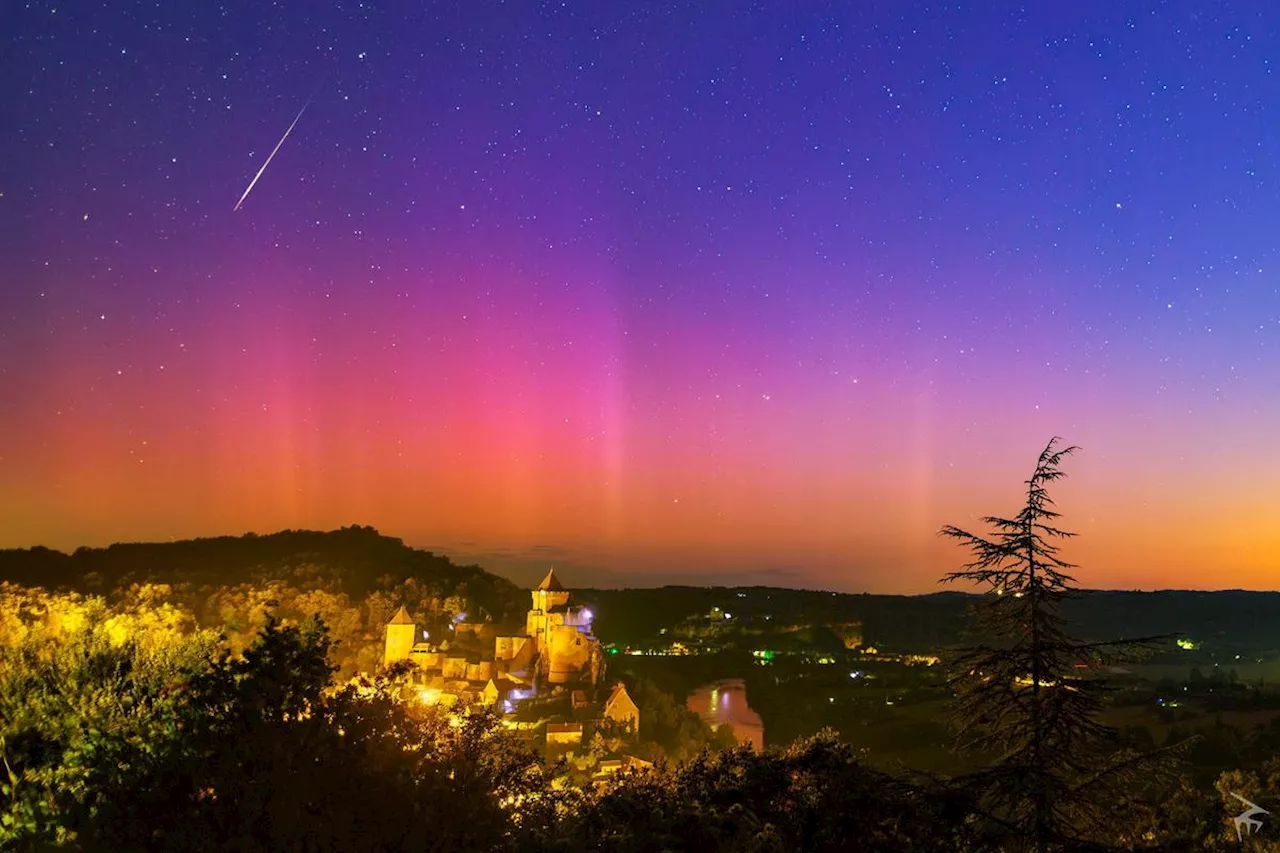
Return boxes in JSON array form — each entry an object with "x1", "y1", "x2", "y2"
[
  {"x1": 545, "y1": 731, "x2": 981, "y2": 852},
  {"x1": 940, "y1": 437, "x2": 1188, "y2": 852},
  {"x1": 0, "y1": 592, "x2": 220, "y2": 849},
  {"x1": 147, "y1": 618, "x2": 567, "y2": 853},
  {"x1": 626, "y1": 678, "x2": 730, "y2": 762}
]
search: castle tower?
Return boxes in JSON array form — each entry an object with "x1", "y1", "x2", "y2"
[
  {"x1": 522, "y1": 567, "x2": 600, "y2": 685},
  {"x1": 384, "y1": 605, "x2": 416, "y2": 667},
  {"x1": 527, "y1": 567, "x2": 570, "y2": 651},
  {"x1": 531, "y1": 567, "x2": 571, "y2": 612}
]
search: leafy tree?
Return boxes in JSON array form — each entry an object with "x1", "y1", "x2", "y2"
[
  {"x1": 545, "y1": 731, "x2": 981, "y2": 852},
  {"x1": 710, "y1": 723, "x2": 740, "y2": 752},
  {"x1": 626, "y1": 678, "x2": 729, "y2": 762},
  {"x1": 103, "y1": 617, "x2": 566, "y2": 853},
  {"x1": 940, "y1": 438, "x2": 1189, "y2": 852},
  {"x1": 0, "y1": 592, "x2": 219, "y2": 849}
]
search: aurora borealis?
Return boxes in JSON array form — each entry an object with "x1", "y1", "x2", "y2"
[{"x1": 3, "y1": 2, "x2": 1279, "y2": 592}]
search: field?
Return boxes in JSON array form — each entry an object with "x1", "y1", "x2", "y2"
[{"x1": 1126, "y1": 659, "x2": 1280, "y2": 684}]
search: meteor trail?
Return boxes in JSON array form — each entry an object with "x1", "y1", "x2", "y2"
[{"x1": 233, "y1": 99, "x2": 311, "y2": 211}]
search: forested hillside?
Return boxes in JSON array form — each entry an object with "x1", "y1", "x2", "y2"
[
  {"x1": 580, "y1": 586, "x2": 1280, "y2": 654},
  {"x1": 0, "y1": 527, "x2": 526, "y2": 674}
]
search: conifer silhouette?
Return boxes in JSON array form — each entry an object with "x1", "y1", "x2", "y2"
[{"x1": 941, "y1": 438, "x2": 1190, "y2": 852}]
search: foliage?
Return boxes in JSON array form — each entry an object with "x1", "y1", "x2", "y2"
[
  {"x1": 544, "y1": 730, "x2": 983, "y2": 853},
  {"x1": 940, "y1": 438, "x2": 1190, "y2": 852},
  {"x1": 1123, "y1": 762, "x2": 1280, "y2": 852},
  {"x1": 0, "y1": 588, "x2": 219, "y2": 848},
  {"x1": 624, "y1": 677, "x2": 729, "y2": 762}
]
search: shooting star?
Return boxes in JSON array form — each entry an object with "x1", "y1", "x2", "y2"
[{"x1": 233, "y1": 98, "x2": 311, "y2": 211}]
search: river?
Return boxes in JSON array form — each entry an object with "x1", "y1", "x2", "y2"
[{"x1": 686, "y1": 678, "x2": 765, "y2": 752}]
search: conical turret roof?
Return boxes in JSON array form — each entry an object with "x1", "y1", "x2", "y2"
[
  {"x1": 537, "y1": 567, "x2": 566, "y2": 592},
  {"x1": 388, "y1": 605, "x2": 414, "y2": 625}
]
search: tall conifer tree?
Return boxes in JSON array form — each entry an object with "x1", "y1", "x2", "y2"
[{"x1": 940, "y1": 438, "x2": 1186, "y2": 852}]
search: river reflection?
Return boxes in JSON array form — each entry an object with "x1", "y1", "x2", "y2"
[{"x1": 686, "y1": 678, "x2": 764, "y2": 752}]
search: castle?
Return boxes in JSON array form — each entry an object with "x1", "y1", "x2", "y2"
[
  {"x1": 525, "y1": 567, "x2": 602, "y2": 685},
  {"x1": 383, "y1": 567, "x2": 605, "y2": 710}
]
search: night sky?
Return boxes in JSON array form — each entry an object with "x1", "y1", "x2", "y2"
[{"x1": 4, "y1": 2, "x2": 1279, "y2": 592}]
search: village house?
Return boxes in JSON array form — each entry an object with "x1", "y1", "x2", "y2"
[
  {"x1": 544, "y1": 721, "x2": 585, "y2": 763},
  {"x1": 601, "y1": 682, "x2": 640, "y2": 734}
]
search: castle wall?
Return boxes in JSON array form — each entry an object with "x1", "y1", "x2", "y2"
[
  {"x1": 546, "y1": 624, "x2": 593, "y2": 684},
  {"x1": 494, "y1": 635, "x2": 529, "y2": 661},
  {"x1": 442, "y1": 656, "x2": 469, "y2": 679},
  {"x1": 531, "y1": 588, "x2": 571, "y2": 614},
  {"x1": 466, "y1": 660, "x2": 495, "y2": 681},
  {"x1": 525, "y1": 611, "x2": 546, "y2": 644},
  {"x1": 455, "y1": 622, "x2": 497, "y2": 641},
  {"x1": 409, "y1": 648, "x2": 442, "y2": 669},
  {"x1": 497, "y1": 639, "x2": 534, "y2": 674}
]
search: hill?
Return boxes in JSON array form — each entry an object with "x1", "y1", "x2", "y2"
[
  {"x1": 0, "y1": 526, "x2": 526, "y2": 625},
  {"x1": 577, "y1": 585, "x2": 1280, "y2": 656}
]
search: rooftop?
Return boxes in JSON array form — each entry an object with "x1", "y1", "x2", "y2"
[
  {"x1": 537, "y1": 567, "x2": 566, "y2": 592},
  {"x1": 546, "y1": 722, "x2": 583, "y2": 734}
]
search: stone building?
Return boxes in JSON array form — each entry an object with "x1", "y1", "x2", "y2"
[
  {"x1": 382, "y1": 567, "x2": 602, "y2": 708},
  {"x1": 383, "y1": 605, "x2": 417, "y2": 667},
  {"x1": 525, "y1": 568, "x2": 602, "y2": 685},
  {"x1": 601, "y1": 682, "x2": 640, "y2": 734}
]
